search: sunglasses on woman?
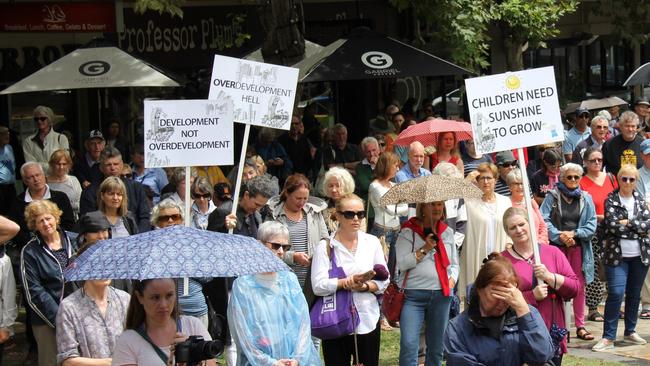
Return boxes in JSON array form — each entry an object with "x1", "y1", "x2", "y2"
[
  {"x1": 338, "y1": 210, "x2": 366, "y2": 220},
  {"x1": 192, "y1": 192, "x2": 212, "y2": 199},
  {"x1": 158, "y1": 214, "x2": 182, "y2": 223},
  {"x1": 621, "y1": 176, "x2": 636, "y2": 183},
  {"x1": 33, "y1": 116, "x2": 47, "y2": 122},
  {"x1": 267, "y1": 242, "x2": 292, "y2": 251}
]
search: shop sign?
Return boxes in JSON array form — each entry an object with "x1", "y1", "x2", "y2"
[{"x1": 0, "y1": 3, "x2": 116, "y2": 32}]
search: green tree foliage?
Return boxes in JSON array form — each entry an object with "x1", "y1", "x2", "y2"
[
  {"x1": 391, "y1": 0, "x2": 579, "y2": 72},
  {"x1": 134, "y1": 0, "x2": 185, "y2": 18},
  {"x1": 591, "y1": 0, "x2": 650, "y2": 46}
]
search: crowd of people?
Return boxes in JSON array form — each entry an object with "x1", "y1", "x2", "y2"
[{"x1": 0, "y1": 97, "x2": 650, "y2": 365}]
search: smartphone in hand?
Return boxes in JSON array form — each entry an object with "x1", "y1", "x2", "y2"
[{"x1": 353, "y1": 270, "x2": 375, "y2": 283}]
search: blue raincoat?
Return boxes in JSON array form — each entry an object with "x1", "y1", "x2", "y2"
[{"x1": 228, "y1": 271, "x2": 322, "y2": 366}]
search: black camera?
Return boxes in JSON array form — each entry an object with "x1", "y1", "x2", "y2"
[{"x1": 175, "y1": 335, "x2": 223, "y2": 365}]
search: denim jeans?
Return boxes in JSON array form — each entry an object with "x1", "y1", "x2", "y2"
[
  {"x1": 399, "y1": 289, "x2": 451, "y2": 366},
  {"x1": 603, "y1": 257, "x2": 649, "y2": 340},
  {"x1": 369, "y1": 226, "x2": 399, "y2": 278}
]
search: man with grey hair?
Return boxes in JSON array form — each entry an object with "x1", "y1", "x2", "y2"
[
  {"x1": 395, "y1": 141, "x2": 431, "y2": 183},
  {"x1": 603, "y1": 111, "x2": 644, "y2": 175},
  {"x1": 355, "y1": 136, "x2": 380, "y2": 204},
  {"x1": 9, "y1": 162, "x2": 75, "y2": 248},
  {"x1": 322, "y1": 123, "x2": 362, "y2": 175},
  {"x1": 79, "y1": 147, "x2": 151, "y2": 232},
  {"x1": 207, "y1": 175, "x2": 276, "y2": 238},
  {"x1": 0, "y1": 126, "x2": 16, "y2": 216},
  {"x1": 571, "y1": 116, "x2": 610, "y2": 166}
]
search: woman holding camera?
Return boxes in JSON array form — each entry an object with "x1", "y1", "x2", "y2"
[
  {"x1": 396, "y1": 201, "x2": 459, "y2": 366},
  {"x1": 228, "y1": 221, "x2": 321, "y2": 366},
  {"x1": 111, "y1": 278, "x2": 216, "y2": 365}
]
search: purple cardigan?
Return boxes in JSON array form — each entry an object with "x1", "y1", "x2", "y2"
[{"x1": 502, "y1": 245, "x2": 579, "y2": 354}]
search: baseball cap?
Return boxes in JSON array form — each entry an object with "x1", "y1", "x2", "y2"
[
  {"x1": 575, "y1": 107, "x2": 590, "y2": 116},
  {"x1": 87, "y1": 130, "x2": 104, "y2": 141},
  {"x1": 642, "y1": 139, "x2": 650, "y2": 155},
  {"x1": 635, "y1": 96, "x2": 650, "y2": 107},
  {"x1": 77, "y1": 211, "x2": 111, "y2": 235},
  {"x1": 495, "y1": 150, "x2": 516, "y2": 166}
]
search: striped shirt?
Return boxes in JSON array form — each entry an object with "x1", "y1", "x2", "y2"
[{"x1": 286, "y1": 215, "x2": 309, "y2": 286}]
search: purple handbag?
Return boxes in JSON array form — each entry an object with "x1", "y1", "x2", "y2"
[{"x1": 310, "y1": 248, "x2": 360, "y2": 340}]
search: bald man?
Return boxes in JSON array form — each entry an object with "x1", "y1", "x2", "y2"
[{"x1": 395, "y1": 141, "x2": 431, "y2": 183}]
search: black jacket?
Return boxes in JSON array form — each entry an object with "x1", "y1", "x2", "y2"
[
  {"x1": 21, "y1": 228, "x2": 76, "y2": 327},
  {"x1": 10, "y1": 189, "x2": 75, "y2": 248},
  {"x1": 71, "y1": 153, "x2": 103, "y2": 187},
  {"x1": 79, "y1": 177, "x2": 151, "y2": 233}
]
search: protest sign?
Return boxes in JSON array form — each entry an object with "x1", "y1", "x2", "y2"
[
  {"x1": 144, "y1": 99, "x2": 234, "y2": 168},
  {"x1": 465, "y1": 66, "x2": 564, "y2": 154},
  {"x1": 208, "y1": 54, "x2": 299, "y2": 130}
]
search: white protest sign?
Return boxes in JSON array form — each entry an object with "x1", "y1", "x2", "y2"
[
  {"x1": 144, "y1": 99, "x2": 234, "y2": 168},
  {"x1": 465, "y1": 66, "x2": 564, "y2": 154},
  {"x1": 208, "y1": 54, "x2": 299, "y2": 130}
]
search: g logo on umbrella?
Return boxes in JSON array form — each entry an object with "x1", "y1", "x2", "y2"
[
  {"x1": 361, "y1": 51, "x2": 393, "y2": 69},
  {"x1": 79, "y1": 61, "x2": 111, "y2": 76}
]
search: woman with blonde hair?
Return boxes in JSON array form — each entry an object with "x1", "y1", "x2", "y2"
[
  {"x1": 96, "y1": 176, "x2": 137, "y2": 238},
  {"x1": 22, "y1": 200, "x2": 75, "y2": 366},
  {"x1": 312, "y1": 193, "x2": 389, "y2": 366},
  {"x1": 47, "y1": 149, "x2": 82, "y2": 219}
]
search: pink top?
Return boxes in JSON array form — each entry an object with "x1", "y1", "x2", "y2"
[
  {"x1": 580, "y1": 174, "x2": 617, "y2": 216},
  {"x1": 511, "y1": 199, "x2": 549, "y2": 245},
  {"x1": 502, "y1": 245, "x2": 579, "y2": 354}
]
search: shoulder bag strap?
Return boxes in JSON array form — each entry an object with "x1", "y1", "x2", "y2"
[{"x1": 135, "y1": 326, "x2": 169, "y2": 365}]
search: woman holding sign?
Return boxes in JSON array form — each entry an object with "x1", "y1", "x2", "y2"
[{"x1": 501, "y1": 207, "x2": 578, "y2": 363}]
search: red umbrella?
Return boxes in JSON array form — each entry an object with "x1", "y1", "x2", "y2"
[{"x1": 394, "y1": 119, "x2": 473, "y2": 147}]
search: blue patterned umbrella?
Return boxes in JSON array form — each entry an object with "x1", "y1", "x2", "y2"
[{"x1": 64, "y1": 225, "x2": 289, "y2": 281}]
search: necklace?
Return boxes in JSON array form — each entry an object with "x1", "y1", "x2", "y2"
[{"x1": 511, "y1": 245, "x2": 534, "y2": 264}]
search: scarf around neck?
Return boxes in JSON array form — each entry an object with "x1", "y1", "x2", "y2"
[
  {"x1": 401, "y1": 217, "x2": 451, "y2": 296},
  {"x1": 556, "y1": 181, "x2": 582, "y2": 198}
]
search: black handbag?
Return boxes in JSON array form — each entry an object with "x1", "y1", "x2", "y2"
[{"x1": 205, "y1": 295, "x2": 227, "y2": 343}]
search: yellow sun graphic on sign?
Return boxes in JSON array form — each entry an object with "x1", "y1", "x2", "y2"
[{"x1": 505, "y1": 75, "x2": 521, "y2": 90}]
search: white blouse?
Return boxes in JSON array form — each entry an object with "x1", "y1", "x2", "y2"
[
  {"x1": 368, "y1": 181, "x2": 408, "y2": 229},
  {"x1": 311, "y1": 231, "x2": 390, "y2": 335}
]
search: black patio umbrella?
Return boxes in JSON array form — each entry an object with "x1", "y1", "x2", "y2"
[
  {"x1": 296, "y1": 27, "x2": 472, "y2": 83},
  {"x1": 623, "y1": 62, "x2": 650, "y2": 86}
]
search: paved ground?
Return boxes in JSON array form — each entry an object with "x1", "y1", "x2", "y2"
[{"x1": 567, "y1": 305, "x2": 650, "y2": 365}]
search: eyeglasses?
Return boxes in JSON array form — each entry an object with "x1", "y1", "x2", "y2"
[
  {"x1": 621, "y1": 176, "x2": 636, "y2": 183},
  {"x1": 267, "y1": 242, "x2": 292, "y2": 251},
  {"x1": 565, "y1": 175, "x2": 581, "y2": 181},
  {"x1": 338, "y1": 210, "x2": 366, "y2": 220},
  {"x1": 33, "y1": 116, "x2": 47, "y2": 122},
  {"x1": 594, "y1": 125, "x2": 609, "y2": 130},
  {"x1": 192, "y1": 193, "x2": 212, "y2": 199},
  {"x1": 578, "y1": 114, "x2": 590, "y2": 118},
  {"x1": 120, "y1": 174, "x2": 132, "y2": 179},
  {"x1": 158, "y1": 214, "x2": 182, "y2": 223},
  {"x1": 587, "y1": 158, "x2": 603, "y2": 163},
  {"x1": 499, "y1": 160, "x2": 518, "y2": 168}
]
